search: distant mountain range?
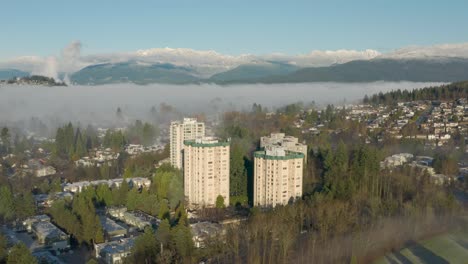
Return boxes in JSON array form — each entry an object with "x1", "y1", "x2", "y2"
[
  {"x1": 260, "y1": 58, "x2": 468, "y2": 83},
  {"x1": 208, "y1": 61, "x2": 300, "y2": 83},
  {"x1": 67, "y1": 57, "x2": 468, "y2": 84},
  {"x1": 69, "y1": 62, "x2": 199, "y2": 85},
  {"x1": 0, "y1": 69, "x2": 29, "y2": 80},
  {"x1": 3, "y1": 57, "x2": 468, "y2": 85}
]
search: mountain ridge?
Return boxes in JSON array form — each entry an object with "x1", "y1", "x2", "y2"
[{"x1": 5, "y1": 56, "x2": 468, "y2": 85}]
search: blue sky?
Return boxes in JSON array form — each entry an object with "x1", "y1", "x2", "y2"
[{"x1": 1, "y1": 0, "x2": 468, "y2": 60}]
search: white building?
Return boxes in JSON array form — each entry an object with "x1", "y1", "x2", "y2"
[
  {"x1": 128, "y1": 177, "x2": 151, "y2": 189},
  {"x1": 184, "y1": 137, "x2": 230, "y2": 208},
  {"x1": 63, "y1": 181, "x2": 91, "y2": 193},
  {"x1": 253, "y1": 145, "x2": 304, "y2": 207},
  {"x1": 170, "y1": 118, "x2": 205, "y2": 169},
  {"x1": 35, "y1": 166, "x2": 56, "y2": 177},
  {"x1": 380, "y1": 153, "x2": 414, "y2": 169}
]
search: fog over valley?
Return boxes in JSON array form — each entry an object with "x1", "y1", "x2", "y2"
[{"x1": 0, "y1": 82, "x2": 442, "y2": 128}]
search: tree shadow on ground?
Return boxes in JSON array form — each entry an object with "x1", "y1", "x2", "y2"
[
  {"x1": 450, "y1": 236, "x2": 468, "y2": 251},
  {"x1": 407, "y1": 241, "x2": 449, "y2": 264},
  {"x1": 391, "y1": 251, "x2": 412, "y2": 264}
]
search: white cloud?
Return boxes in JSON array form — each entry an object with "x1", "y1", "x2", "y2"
[
  {"x1": 0, "y1": 41, "x2": 86, "y2": 81},
  {"x1": 0, "y1": 56, "x2": 45, "y2": 72},
  {"x1": 32, "y1": 57, "x2": 59, "y2": 80},
  {"x1": 381, "y1": 42, "x2": 468, "y2": 59},
  {"x1": 60, "y1": 41, "x2": 86, "y2": 73}
]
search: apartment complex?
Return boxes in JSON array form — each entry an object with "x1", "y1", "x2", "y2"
[
  {"x1": 95, "y1": 237, "x2": 135, "y2": 264},
  {"x1": 254, "y1": 136, "x2": 305, "y2": 207},
  {"x1": 183, "y1": 137, "x2": 230, "y2": 208},
  {"x1": 170, "y1": 118, "x2": 205, "y2": 169},
  {"x1": 260, "y1": 133, "x2": 308, "y2": 162}
]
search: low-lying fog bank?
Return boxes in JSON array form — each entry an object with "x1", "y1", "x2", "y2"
[{"x1": 0, "y1": 82, "x2": 443, "y2": 126}]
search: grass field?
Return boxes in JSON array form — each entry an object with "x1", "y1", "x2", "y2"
[{"x1": 374, "y1": 231, "x2": 468, "y2": 264}]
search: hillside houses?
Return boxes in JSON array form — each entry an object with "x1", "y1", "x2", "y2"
[
  {"x1": 75, "y1": 148, "x2": 119, "y2": 168},
  {"x1": 21, "y1": 215, "x2": 70, "y2": 252},
  {"x1": 125, "y1": 144, "x2": 164, "y2": 156},
  {"x1": 380, "y1": 153, "x2": 414, "y2": 168},
  {"x1": 63, "y1": 177, "x2": 151, "y2": 193},
  {"x1": 33, "y1": 192, "x2": 73, "y2": 208}
]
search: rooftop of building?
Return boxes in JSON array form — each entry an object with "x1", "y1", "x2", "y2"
[
  {"x1": 32, "y1": 221, "x2": 67, "y2": 239},
  {"x1": 254, "y1": 147, "x2": 304, "y2": 160},
  {"x1": 171, "y1": 118, "x2": 204, "y2": 125},
  {"x1": 100, "y1": 216, "x2": 127, "y2": 233},
  {"x1": 184, "y1": 137, "x2": 230, "y2": 147},
  {"x1": 33, "y1": 251, "x2": 65, "y2": 264},
  {"x1": 261, "y1": 133, "x2": 306, "y2": 148},
  {"x1": 30, "y1": 215, "x2": 51, "y2": 222},
  {"x1": 96, "y1": 237, "x2": 136, "y2": 255}
]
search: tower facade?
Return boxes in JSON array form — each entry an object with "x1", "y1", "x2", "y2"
[
  {"x1": 183, "y1": 137, "x2": 230, "y2": 208},
  {"x1": 170, "y1": 118, "x2": 205, "y2": 169},
  {"x1": 254, "y1": 145, "x2": 304, "y2": 207}
]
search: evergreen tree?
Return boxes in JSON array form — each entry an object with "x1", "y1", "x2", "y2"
[
  {"x1": 85, "y1": 125, "x2": 99, "y2": 150},
  {"x1": 64, "y1": 123, "x2": 75, "y2": 158},
  {"x1": 0, "y1": 186, "x2": 14, "y2": 221},
  {"x1": 0, "y1": 127, "x2": 11, "y2": 154},
  {"x1": 130, "y1": 227, "x2": 158, "y2": 263},
  {"x1": 0, "y1": 234, "x2": 7, "y2": 263},
  {"x1": 158, "y1": 200, "x2": 170, "y2": 220},
  {"x1": 142, "y1": 123, "x2": 156, "y2": 146},
  {"x1": 174, "y1": 203, "x2": 188, "y2": 227},
  {"x1": 7, "y1": 243, "x2": 37, "y2": 264},
  {"x1": 216, "y1": 195, "x2": 226, "y2": 208},
  {"x1": 171, "y1": 224, "x2": 194, "y2": 259},
  {"x1": 96, "y1": 184, "x2": 113, "y2": 206},
  {"x1": 73, "y1": 128, "x2": 87, "y2": 159},
  {"x1": 116, "y1": 180, "x2": 129, "y2": 205},
  {"x1": 54, "y1": 127, "x2": 66, "y2": 157},
  {"x1": 14, "y1": 192, "x2": 36, "y2": 220},
  {"x1": 156, "y1": 219, "x2": 171, "y2": 247},
  {"x1": 230, "y1": 143, "x2": 248, "y2": 202}
]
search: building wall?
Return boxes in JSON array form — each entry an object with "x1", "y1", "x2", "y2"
[
  {"x1": 170, "y1": 119, "x2": 205, "y2": 169},
  {"x1": 184, "y1": 141, "x2": 230, "y2": 207},
  {"x1": 254, "y1": 154, "x2": 303, "y2": 207}
]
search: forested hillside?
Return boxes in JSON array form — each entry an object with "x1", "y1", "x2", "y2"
[{"x1": 364, "y1": 81, "x2": 468, "y2": 105}]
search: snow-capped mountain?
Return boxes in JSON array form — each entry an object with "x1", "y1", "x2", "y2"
[
  {"x1": 1, "y1": 44, "x2": 382, "y2": 80},
  {"x1": 4, "y1": 42, "x2": 468, "y2": 84}
]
